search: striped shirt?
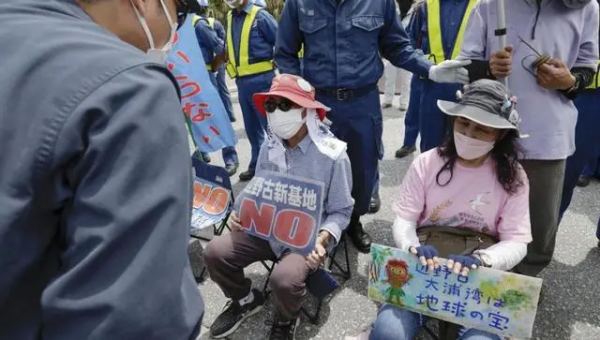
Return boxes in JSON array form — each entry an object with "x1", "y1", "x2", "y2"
[{"x1": 256, "y1": 135, "x2": 354, "y2": 257}]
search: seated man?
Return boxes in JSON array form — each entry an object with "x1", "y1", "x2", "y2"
[{"x1": 204, "y1": 74, "x2": 354, "y2": 340}]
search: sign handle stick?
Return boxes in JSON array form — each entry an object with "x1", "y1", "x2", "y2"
[{"x1": 496, "y1": 0, "x2": 508, "y2": 89}]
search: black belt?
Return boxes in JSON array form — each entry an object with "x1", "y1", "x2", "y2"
[{"x1": 316, "y1": 83, "x2": 378, "y2": 101}]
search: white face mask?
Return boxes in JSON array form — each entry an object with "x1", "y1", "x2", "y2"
[
  {"x1": 454, "y1": 131, "x2": 495, "y2": 160},
  {"x1": 268, "y1": 108, "x2": 306, "y2": 140},
  {"x1": 225, "y1": 0, "x2": 244, "y2": 9},
  {"x1": 131, "y1": 0, "x2": 177, "y2": 63}
]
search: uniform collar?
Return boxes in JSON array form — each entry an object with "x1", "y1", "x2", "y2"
[{"x1": 242, "y1": 1, "x2": 255, "y2": 14}]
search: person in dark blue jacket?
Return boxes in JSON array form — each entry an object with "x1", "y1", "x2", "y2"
[
  {"x1": 193, "y1": 3, "x2": 240, "y2": 176},
  {"x1": 274, "y1": 0, "x2": 470, "y2": 253},
  {"x1": 0, "y1": 0, "x2": 204, "y2": 339},
  {"x1": 411, "y1": 0, "x2": 478, "y2": 153}
]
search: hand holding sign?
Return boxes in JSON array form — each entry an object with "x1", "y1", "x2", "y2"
[
  {"x1": 227, "y1": 211, "x2": 243, "y2": 232},
  {"x1": 306, "y1": 231, "x2": 330, "y2": 269},
  {"x1": 235, "y1": 171, "x2": 325, "y2": 255}
]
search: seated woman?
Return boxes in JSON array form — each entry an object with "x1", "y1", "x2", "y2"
[{"x1": 370, "y1": 79, "x2": 533, "y2": 340}]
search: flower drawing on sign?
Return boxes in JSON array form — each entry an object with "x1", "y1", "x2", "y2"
[{"x1": 384, "y1": 259, "x2": 413, "y2": 306}]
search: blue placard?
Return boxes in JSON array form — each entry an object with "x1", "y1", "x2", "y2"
[
  {"x1": 191, "y1": 177, "x2": 231, "y2": 232},
  {"x1": 235, "y1": 171, "x2": 325, "y2": 255},
  {"x1": 167, "y1": 17, "x2": 236, "y2": 153}
]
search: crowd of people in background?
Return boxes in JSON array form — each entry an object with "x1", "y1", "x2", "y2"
[{"x1": 0, "y1": 0, "x2": 598, "y2": 340}]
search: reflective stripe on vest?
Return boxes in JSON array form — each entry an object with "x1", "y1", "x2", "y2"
[
  {"x1": 192, "y1": 15, "x2": 215, "y2": 28},
  {"x1": 226, "y1": 6, "x2": 274, "y2": 78},
  {"x1": 426, "y1": 0, "x2": 477, "y2": 64},
  {"x1": 586, "y1": 61, "x2": 600, "y2": 90}
]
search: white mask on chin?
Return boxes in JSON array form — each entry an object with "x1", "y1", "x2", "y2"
[
  {"x1": 268, "y1": 108, "x2": 306, "y2": 140},
  {"x1": 225, "y1": 0, "x2": 244, "y2": 9},
  {"x1": 131, "y1": 0, "x2": 177, "y2": 63}
]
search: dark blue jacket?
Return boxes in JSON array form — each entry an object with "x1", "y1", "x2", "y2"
[
  {"x1": 274, "y1": 0, "x2": 432, "y2": 89},
  {"x1": 0, "y1": 1, "x2": 203, "y2": 339}
]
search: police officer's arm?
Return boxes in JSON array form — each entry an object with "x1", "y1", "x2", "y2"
[
  {"x1": 379, "y1": 0, "x2": 432, "y2": 77},
  {"x1": 196, "y1": 21, "x2": 227, "y2": 70},
  {"x1": 273, "y1": 0, "x2": 302, "y2": 75},
  {"x1": 41, "y1": 65, "x2": 202, "y2": 338}
]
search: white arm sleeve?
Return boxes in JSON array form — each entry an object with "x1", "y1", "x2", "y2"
[
  {"x1": 392, "y1": 216, "x2": 421, "y2": 252},
  {"x1": 474, "y1": 241, "x2": 527, "y2": 272}
]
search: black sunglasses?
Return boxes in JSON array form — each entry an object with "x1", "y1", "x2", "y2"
[{"x1": 264, "y1": 98, "x2": 295, "y2": 113}]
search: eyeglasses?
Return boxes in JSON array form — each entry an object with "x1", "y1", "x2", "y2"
[{"x1": 264, "y1": 98, "x2": 295, "y2": 113}]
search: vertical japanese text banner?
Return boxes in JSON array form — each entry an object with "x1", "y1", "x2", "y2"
[
  {"x1": 368, "y1": 244, "x2": 543, "y2": 338},
  {"x1": 167, "y1": 17, "x2": 236, "y2": 153},
  {"x1": 235, "y1": 171, "x2": 324, "y2": 255}
]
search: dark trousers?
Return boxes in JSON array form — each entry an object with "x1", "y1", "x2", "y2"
[
  {"x1": 236, "y1": 72, "x2": 273, "y2": 171},
  {"x1": 516, "y1": 160, "x2": 566, "y2": 277},
  {"x1": 418, "y1": 81, "x2": 462, "y2": 152},
  {"x1": 204, "y1": 232, "x2": 310, "y2": 319},
  {"x1": 317, "y1": 88, "x2": 382, "y2": 216},
  {"x1": 559, "y1": 90, "x2": 600, "y2": 220},
  {"x1": 402, "y1": 75, "x2": 422, "y2": 147}
]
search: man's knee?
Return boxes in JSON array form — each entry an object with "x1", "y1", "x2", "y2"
[
  {"x1": 372, "y1": 305, "x2": 421, "y2": 340},
  {"x1": 269, "y1": 257, "x2": 307, "y2": 297},
  {"x1": 203, "y1": 235, "x2": 231, "y2": 270}
]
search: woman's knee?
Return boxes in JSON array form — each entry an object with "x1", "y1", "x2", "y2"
[{"x1": 370, "y1": 304, "x2": 423, "y2": 340}]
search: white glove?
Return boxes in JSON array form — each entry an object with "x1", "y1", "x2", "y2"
[{"x1": 428, "y1": 59, "x2": 471, "y2": 84}]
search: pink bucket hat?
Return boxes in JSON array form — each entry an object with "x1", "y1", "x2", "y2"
[{"x1": 253, "y1": 74, "x2": 330, "y2": 121}]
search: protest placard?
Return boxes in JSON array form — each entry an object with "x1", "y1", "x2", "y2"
[
  {"x1": 368, "y1": 244, "x2": 543, "y2": 338},
  {"x1": 235, "y1": 171, "x2": 324, "y2": 255},
  {"x1": 190, "y1": 177, "x2": 231, "y2": 232},
  {"x1": 166, "y1": 17, "x2": 236, "y2": 153}
]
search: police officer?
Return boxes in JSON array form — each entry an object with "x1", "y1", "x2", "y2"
[
  {"x1": 193, "y1": 1, "x2": 240, "y2": 176},
  {"x1": 414, "y1": 0, "x2": 478, "y2": 152},
  {"x1": 275, "y1": 0, "x2": 470, "y2": 253},
  {"x1": 224, "y1": 0, "x2": 277, "y2": 181}
]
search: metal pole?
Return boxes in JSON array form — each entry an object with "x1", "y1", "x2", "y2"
[{"x1": 496, "y1": 0, "x2": 508, "y2": 88}]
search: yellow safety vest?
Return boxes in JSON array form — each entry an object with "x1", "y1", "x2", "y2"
[
  {"x1": 226, "y1": 5, "x2": 274, "y2": 78},
  {"x1": 426, "y1": 0, "x2": 477, "y2": 64},
  {"x1": 299, "y1": 45, "x2": 304, "y2": 59},
  {"x1": 586, "y1": 61, "x2": 600, "y2": 90}
]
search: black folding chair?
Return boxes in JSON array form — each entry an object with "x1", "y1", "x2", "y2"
[
  {"x1": 189, "y1": 157, "x2": 234, "y2": 282},
  {"x1": 261, "y1": 232, "x2": 352, "y2": 324}
]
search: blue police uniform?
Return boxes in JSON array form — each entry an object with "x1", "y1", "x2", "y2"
[
  {"x1": 228, "y1": 1, "x2": 277, "y2": 175},
  {"x1": 194, "y1": 17, "x2": 239, "y2": 167},
  {"x1": 412, "y1": 0, "x2": 472, "y2": 152},
  {"x1": 558, "y1": 69, "x2": 600, "y2": 238},
  {"x1": 275, "y1": 0, "x2": 432, "y2": 250}
]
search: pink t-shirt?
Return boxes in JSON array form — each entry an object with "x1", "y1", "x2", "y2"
[{"x1": 394, "y1": 150, "x2": 532, "y2": 243}]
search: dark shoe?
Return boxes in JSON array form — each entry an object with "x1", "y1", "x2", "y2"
[
  {"x1": 202, "y1": 154, "x2": 212, "y2": 163},
  {"x1": 368, "y1": 193, "x2": 381, "y2": 214},
  {"x1": 210, "y1": 289, "x2": 265, "y2": 339},
  {"x1": 348, "y1": 218, "x2": 371, "y2": 253},
  {"x1": 239, "y1": 170, "x2": 255, "y2": 182},
  {"x1": 230, "y1": 117, "x2": 237, "y2": 123},
  {"x1": 395, "y1": 145, "x2": 417, "y2": 159},
  {"x1": 381, "y1": 103, "x2": 392, "y2": 109},
  {"x1": 225, "y1": 163, "x2": 239, "y2": 177},
  {"x1": 268, "y1": 317, "x2": 300, "y2": 340},
  {"x1": 577, "y1": 175, "x2": 592, "y2": 187}
]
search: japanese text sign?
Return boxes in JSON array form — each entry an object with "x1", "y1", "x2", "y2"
[
  {"x1": 368, "y1": 244, "x2": 543, "y2": 338},
  {"x1": 235, "y1": 171, "x2": 324, "y2": 255},
  {"x1": 190, "y1": 177, "x2": 231, "y2": 232},
  {"x1": 167, "y1": 17, "x2": 236, "y2": 153}
]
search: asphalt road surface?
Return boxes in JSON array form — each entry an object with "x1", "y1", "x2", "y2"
[{"x1": 190, "y1": 95, "x2": 600, "y2": 340}]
